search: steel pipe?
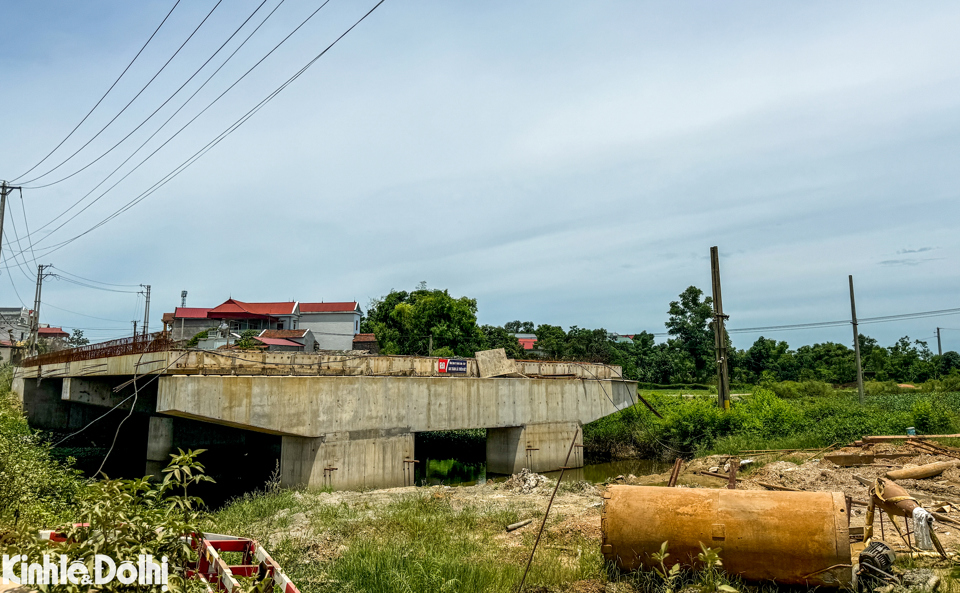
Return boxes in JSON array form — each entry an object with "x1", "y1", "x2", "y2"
[{"x1": 601, "y1": 485, "x2": 851, "y2": 587}]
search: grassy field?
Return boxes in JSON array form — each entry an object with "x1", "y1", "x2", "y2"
[
  {"x1": 583, "y1": 386, "x2": 960, "y2": 461},
  {"x1": 209, "y1": 484, "x2": 604, "y2": 593}
]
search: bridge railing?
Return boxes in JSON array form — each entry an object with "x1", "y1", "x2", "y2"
[{"x1": 20, "y1": 332, "x2": 180, "y2": 367}]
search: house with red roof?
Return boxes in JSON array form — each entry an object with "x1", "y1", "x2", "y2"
[{"x1": 163, "y1": 298, "x2": 361, "y2": 350}]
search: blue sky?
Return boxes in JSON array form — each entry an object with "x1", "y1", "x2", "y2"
[{"x1": 1, "y1": 1, "x2": 958, "y2": 351}]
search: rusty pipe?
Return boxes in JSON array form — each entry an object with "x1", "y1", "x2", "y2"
[{"x1": 601, "y1": 485, "x2": 852, "y2": 587}]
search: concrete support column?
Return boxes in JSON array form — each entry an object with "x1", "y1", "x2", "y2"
[
  {"x1": 145, "y1": 417, "x2": 175, "y2": 477},
  {"x1": 486, "y1": 421, "x2": 582, "y2": 475},
  {"x1": 280, "y1": 430, "x2": 414, "y2": 491}
]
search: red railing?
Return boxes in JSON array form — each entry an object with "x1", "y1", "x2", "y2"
[{"x1": 20, "y1": 332, "x2": 180, "y2": 367}]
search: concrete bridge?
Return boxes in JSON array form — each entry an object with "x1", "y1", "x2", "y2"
[{"x1": 14, "y1": 349, "x2": 636, "y2": 490}]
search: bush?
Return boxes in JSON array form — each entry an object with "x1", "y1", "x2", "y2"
[
  {"x1": 911, "y1": 396, "x2": 954, "y2": 434},
  {"x1": 0, "y1": 365, "x2": 82, "y2": 527}
]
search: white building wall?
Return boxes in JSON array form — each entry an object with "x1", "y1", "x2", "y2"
[{"x1": 298, "y1": 312, "x2": 359, "y2": 350}]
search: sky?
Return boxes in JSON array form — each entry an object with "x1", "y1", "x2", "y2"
[{"x1": 1, "y1": 1, "x2": 958, "y2": 351}]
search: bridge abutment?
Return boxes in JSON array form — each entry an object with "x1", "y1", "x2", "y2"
[
  {"x1": 280, "y1": 430, "x2": 415, "y2": 490},
  {"x1": 486, "y1": 421, "x2": 583, "y2": 475}
]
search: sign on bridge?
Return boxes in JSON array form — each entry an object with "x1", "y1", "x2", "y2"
[{"x1": 438, "y1": 358, "x2": 467, "y2": 373}]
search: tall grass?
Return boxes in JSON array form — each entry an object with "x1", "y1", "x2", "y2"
[
  {"x1": 210, "y1": 490, "x2": 602, "y2": 593},
  {"x1": 584, "y1": 388, "x2": 960, "y2": 460}
]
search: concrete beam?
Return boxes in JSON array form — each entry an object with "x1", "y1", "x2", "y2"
[
  {"x1": 157, "y1": 375, "x2": 636, "y2": 437},
  {"x1": 486, "y1": 421, "x2": 583, "y2": 475},
  {"x1": 62, "y1": 377, "x2": 128, "y2": 407},
  {"x1": 281, "y1": 431, "x2": 414, "y2": 490}
]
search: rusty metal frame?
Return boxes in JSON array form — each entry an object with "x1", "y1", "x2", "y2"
[{"x1": 20, "y1": 332, "x2": 179, "y2": 367}]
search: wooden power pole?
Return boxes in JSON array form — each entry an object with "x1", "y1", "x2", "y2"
[
  {"x1": 710, "y1": 247, "x2": 731, "y2": 410},
  {"x1": 849, "y1": 275, "x2": 865, "y2": 405}
]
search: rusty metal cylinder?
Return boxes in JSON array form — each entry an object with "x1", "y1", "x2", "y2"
[{"x1": 601, "y1": 485, "x2": 851, "y2": 587}]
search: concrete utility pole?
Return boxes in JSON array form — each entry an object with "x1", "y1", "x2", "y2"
[
  {"x1": 28, "y1": 264, "x2": 53, "y2": 356},
  {"x1": 849, "y1": 275, "x2": 865, "y2": 405},
  {"x1": 937, "y1": 327, "x2": 942, "y2": 356},
  {"x1": 132, "y1": 320, "x2": 138, "y2": 338},
  {"x1": 428, "y1": 333, "x2": 433, "y2": 357},
  {"x1": 0, "y1": 181, "x2": 18, "y2": 262},
  {"x1": 710, "y1": 246, "x2": 731, "y2": 410},
  {"x1": 141, "y1": 284, "x2": 151, "y2": 337}
]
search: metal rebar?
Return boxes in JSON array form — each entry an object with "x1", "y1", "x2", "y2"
[{"x1": 516, "y1": 427, "x2": 580, "y2": 593}]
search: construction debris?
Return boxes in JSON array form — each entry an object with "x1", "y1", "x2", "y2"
[
  {"x1": 502, "y1": 468, "x2": 550, "y2": 494},
  {"x1": 886, "y1": 461, "x2": 960, "y2": 481}
]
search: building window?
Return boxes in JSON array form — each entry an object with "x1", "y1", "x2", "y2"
[{"x1": 355, "y1": 320, "x2": 359, "y2": 333}]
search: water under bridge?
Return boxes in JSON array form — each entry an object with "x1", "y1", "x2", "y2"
[{"x1": 14, "y1": 343, "x2": 636, "y2": 490}]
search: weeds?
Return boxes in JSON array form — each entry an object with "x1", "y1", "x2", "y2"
[{"x1": 584, "y1": 388, "x2": 960, "y2": 460}]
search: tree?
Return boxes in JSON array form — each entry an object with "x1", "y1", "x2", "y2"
[
  {"x1": 533, "y1": 324, "x2": 567, "y2": 360},
  {"x1": 479, "y1": 325, "x2": 524, "y2": 359},
  {"x1": 665, "y1": 286, "x2": 715, "y2": 381},
  {"x1": 504, "y1": 320, "x2": 535, "y2": 333},
  {"x1": 938, "y1": 351, "x2": 960, "y2": 376},
  {"x1": 362, "y1": 284, "x2": 485, "y2": 357},
  {"x1": 67, "y1": 329, "x2": 90, "y2": 348}
]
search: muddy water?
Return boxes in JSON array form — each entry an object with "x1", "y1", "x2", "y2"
[{"x1": 417, "y1": 458, "x2": 671, "y2": 487}]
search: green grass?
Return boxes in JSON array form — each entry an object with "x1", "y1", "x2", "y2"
[
  {"x1": 584, "y1": 387, "x2": 960, "y2": 461},
  {"x1": 208, "y1": 490, "x2": 602, "y2": 593}
]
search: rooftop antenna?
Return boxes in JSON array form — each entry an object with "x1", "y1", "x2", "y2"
[{"x1": 181, "y1": 290, "x2": 188, "y2": 308}]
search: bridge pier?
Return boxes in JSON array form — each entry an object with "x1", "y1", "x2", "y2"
[
  {"x1": 145, "y1": 417, "x2": 175, "y2": 477},
  {"x1": 280, "y1": 430, "x2": 415, "y2": 490},
  {"x1": 486, "y1": 421, "x2": 583, "y2": 475}
]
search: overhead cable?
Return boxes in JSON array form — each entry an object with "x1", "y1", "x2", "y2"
[
  {"x1": 7, "y1": 0, "x2": 388, "y2": 260},
  {"x1": 18, "y1": 0, "x2": 223, "y2": 185},
  {"x1": 23, "y1": 0, "x2": 273, "y2": 190},
  {"x1": 11, "y1": 0, "x2": 182, "y2": 182}
]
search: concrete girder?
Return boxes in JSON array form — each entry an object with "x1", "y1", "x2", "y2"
[{"x1": 156, "y1": 375, "x2": 636, "y2": 438}]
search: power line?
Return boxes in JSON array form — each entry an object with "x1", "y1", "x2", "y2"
[
  {"x1": 49, "y1": 266, "x2": 140, "y2": 288},
  {"x1": 11, "y1": 1, "x2": 182, "y2": 182},
  {"x1": 42, "y1": 302, "x2": 131, "y2": 323},
  {"x1": 13, "y1": 0, "x2": 318, "y2": 247},
  {"x1": 23, "y1": 0, "x2": 273, "y2": 190},
  {"x1": 51, "y1": 275, "x2": 139, "y2": 294},
  {"x1": 5, "y1": 0, "x2": 388, "y2": 261},
  {"x1": 18, "y1": 0, "x2": 223, "y2": 186}
]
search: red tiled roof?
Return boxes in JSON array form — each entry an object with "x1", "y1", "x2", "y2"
[
  {"x1": 353, "y1": 333, "x2": 377, "y2": 341},
  {"x1": 207, "y1": 299, "x2": 296, "y2": 319},
  {"x1": 259, "y1": 329, "x2": 308, "y2": 339},
  {"x1": 518, "y1": 338, "x2": 537, "y2": 350},
  {"x1": 38, "y1": 326, "x2": 69, "y2": 338},
  {"x1": 254, "y1": 337, "x2": 303, "y2": 347},
  {"x1": 300, "y1": 302, "x2": 358, "y2": 313},
  {"x1": 174, "y1": 307, "x2": 213, "y2": 319}
]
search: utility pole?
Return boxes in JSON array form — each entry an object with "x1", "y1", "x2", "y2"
[
  {"x1": 132, "y1": 320, "x2": 138, "y2": 338},
  {"x1": 140, "y1": 284, "x2": 151, "y2": 337},
  {"x1": 0, "y1": 181, "x2": 19, "y2": 261},
  {"x1": 28, "y1": 264, "x2": 53, "y2": 356},
  {"x1": 849, "y1": 275, "x2": 865, "y2": 405},
  {"x1": 937, "y1": 327, "x2": 942, "y2": 356},
  {"x1": 428, "y1": 333, "x2": 433, "y2": 357},
  {"x1": 710, "y1": 247, "x2": 731, "y2": 410}
]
